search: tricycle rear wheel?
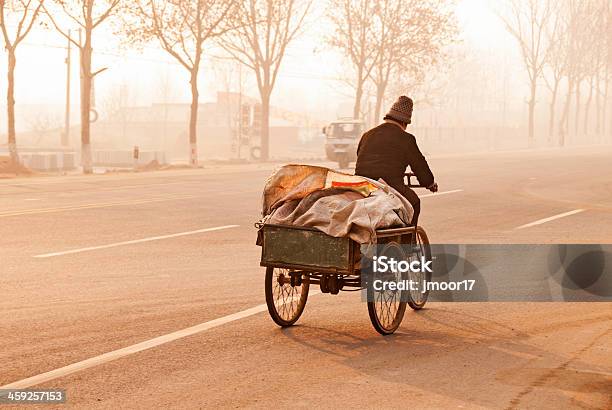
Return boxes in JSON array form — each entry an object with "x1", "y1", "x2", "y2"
[{"x1": 265, "y1": 267, "x2": 310, "y2": 327}]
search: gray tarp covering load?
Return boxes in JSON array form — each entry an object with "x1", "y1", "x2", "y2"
[{"x1": 261, "y1": 165, "x2": 413, "y2": 244}]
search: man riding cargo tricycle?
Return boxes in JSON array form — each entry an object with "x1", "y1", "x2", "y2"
[{"x1": 257, "y1": 96, "x2": 438, "y2": 335}]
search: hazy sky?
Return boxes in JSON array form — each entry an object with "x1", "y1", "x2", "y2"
[{"x1": 0, "y1": 0, "x2": 524, "y2": 130}]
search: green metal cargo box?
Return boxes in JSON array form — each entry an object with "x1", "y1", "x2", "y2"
[{"x1": 260, "y1": 224, "x2": 356, "y2": 273}]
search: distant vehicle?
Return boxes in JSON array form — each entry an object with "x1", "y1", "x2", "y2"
[{"x1": 323, "y1": 119, "x2": 364, "y2": 169}]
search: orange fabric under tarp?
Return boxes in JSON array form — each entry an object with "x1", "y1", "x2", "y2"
[
  {"x1": 324, "y1": 171, "x2": 379, "y2": 197},
  {"x1": 261, "y1": 165, "x2": 378, "y2": 216}
]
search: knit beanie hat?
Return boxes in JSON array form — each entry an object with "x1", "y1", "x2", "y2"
[{"x1": 386, "y1": 96, "x2": 413, "y2": 124}]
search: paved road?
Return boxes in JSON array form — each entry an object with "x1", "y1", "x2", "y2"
[{"x1": 1, "y1": 148, "x2": 611, "y2": 409}]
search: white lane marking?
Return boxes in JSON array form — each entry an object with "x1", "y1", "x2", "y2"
[
  {"x1": 515, "y1": 209, "x2": 585, "y2": 230},
  {"x1": 0, "y1": 305, "x2": 267, "y2": 389},
  {"x1": 0, "y1": 292, "x2": 320, "y2": 390},
  {"x1": 0, "y1": 195, "x2": 199, "y2": 218},
  {"x1": 419, "y1": 189, "x2": 463, "y2": 198},
  {"x1": 33, "y1": 225, "x2": 240, "y2": 258},
  {"x1": 1, "y1": 190, "x2": 260, "y2": 218}
]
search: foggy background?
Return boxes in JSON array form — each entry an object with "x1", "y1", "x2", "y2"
[{"x1": 0, "y1": 0, "x2": 610, "y2": 166}]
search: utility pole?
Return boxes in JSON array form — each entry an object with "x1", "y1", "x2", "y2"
[
  {"x1": 62, "y1": 30, "x2": 71, "y2": 147},
  {"x1": 238, "y1": 63, "x2": 242, "y2": 160},
  {"x1": 163, "y1": 63, "x2": 169, "y2": 152},
  {"x1": 120, "y1": 84, "x2": 127, "y2": 140}
]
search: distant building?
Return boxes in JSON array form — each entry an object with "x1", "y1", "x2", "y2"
[{"x1": 91, "y1": 92, "x2": 325, "y2": 161}]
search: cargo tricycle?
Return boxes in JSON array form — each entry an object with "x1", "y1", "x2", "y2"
[{"x1": 257, "y1": 173, "x2": 432, "y2": 335}]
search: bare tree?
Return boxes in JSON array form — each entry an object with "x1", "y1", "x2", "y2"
[
  {"x1": 501, "y1": 0, "x2": 553, "y2": 146},
  {"x1": 0, "y1": 0, "x2": 44, "y2": 164},
  {"x1": 581, "y1": 0, "x2": 607, "y2": 137},
  {"x1": 556, "y1": 0, "x2": 597, "y2": 145},
  {"x1": 383, "y1": 62, "x2": 451, "y2": 111},
  {"x1": 44, "y1": 0, "x2": 120, "y2": 174},
  {"x1": 369, "y1": 0, "x2": 457, "y2": 122},
  {"x1": 328, "y1": 0, "x2": 380, "y2": 120},
  {"x1": 100, "y1": 83, "x2": 134, "y2": 140},
  {"x1": 582, "y1": 29, "x2": 602, "y2": 138},
  {"x1": 156, "y1": 64, "x2": 175, "y2": 150},
  {"x1": 217, "y1": 0, "x2": 311, "y2": 161},
  {"x1": 25, "y1": 109, "x2": 61, "y2": 144},
  {"x1": 593, "y1": 0, "x2": 611, "y2": 138},
  {"x1": 123, "y1": 0, "x2": 238, "y2": 166},
  {"x1": 571, "y1": 27, "x2": 588, "y2": 137},
  {"x1": 542, "y1": 0, "x2": 566, "y2": 141},
  {"x1": 549, "y1": 0, "x2": 612, "y2": 143},
  {"x1": 603, "y1": 0, "x2": 612, "y2": 140},
  {"x1": 368, "y1": 1, "x2": 397, "y2": 121}
]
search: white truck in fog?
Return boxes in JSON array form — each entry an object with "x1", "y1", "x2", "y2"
[{"x1": 322, "y1": 119, "x2": 364, "y2": 169}]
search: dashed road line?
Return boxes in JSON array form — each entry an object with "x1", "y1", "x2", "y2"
[
  {"x1": 33, "y1": 225, "x2": 240, "y2": 258},
  {"x1": 0, "y1": 195, "x2": 199, "y2": 218},
  {"x1": 0, "y1": 292, "x2": 320, "y2": 390},
  {"x1": 515, "y1": 209, "x2": 585, "y2": 230}
]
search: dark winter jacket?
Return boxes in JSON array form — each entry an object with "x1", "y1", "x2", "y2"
[{"x1": 354, "y1": 122, "x2": 434, "y2": 189}]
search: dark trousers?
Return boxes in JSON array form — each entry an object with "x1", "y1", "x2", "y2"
[
  {"x1": 382, "y1": 177, "x2": 421, "y2": 226},
  {"x1": 395, "y1": 184, "x2": 421, "y2": 226}
]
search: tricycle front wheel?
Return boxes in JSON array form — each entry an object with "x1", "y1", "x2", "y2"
[
  {"x1": 265, "y1": 267, "x2": 310, "y2": 327},
  {"x1": 407, "y1": 227, "x2": 432, "y2": 310},
  {"x1": 367, "y1": 241, "x2": 407, "y2": 335}
]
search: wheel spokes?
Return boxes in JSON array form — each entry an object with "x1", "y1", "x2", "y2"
[
  {"x1": 409, "y1": 235, "x2": 427, "y2": 305},
  {"x1": 374, "y1": 285, "x2": 400, "y2": 330},
  {"x1": 272, "y1": 268, "x2": 304, "y2": 321}
]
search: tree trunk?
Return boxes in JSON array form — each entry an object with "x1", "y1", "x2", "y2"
[
  {"x1": 548, "y1": 80, "x2": 559, "y2": 143},
  {"x1": 527, "y1": 78, "x2": 536, "y2": 147},
  {"x1": 584, "y1": 77, "x2": 594, "y2": 137},
  {"x1": 6, "y1": 48, "x2": 19, "y2": 164},
  {"x1": 574, "y1": 79, "x2": 581, "y2": 138},
  {"x1": 595, "y1": 70, "x2": 601, "y2": 138},
  {"x1": 353, "y1": 81, "x2": 363, "y2": 120},
  {"x1": 353, "y1": 60, "x2": 365, "y2": 120},
  {"x1": 559, "y1": 79, "x2": 574, "y2": 147},
  {"x1": 604, "y1": 70, "x2": 609, "y2": 139},
  {"x1": 189, "y1": 69, "x2": 199, "y2": 166},
  {"x1": 80, "y1": 35, "x2": 93, "y2": 174},
  {"x1": 260, "y1": 90, "x2": 270, "y2": 161},
  {"x1": 604, "y1": 63, "x2": 610, "y2": 140},
  {"x1": 374, "y1": 80, "x2": 386, "y2": 123}
]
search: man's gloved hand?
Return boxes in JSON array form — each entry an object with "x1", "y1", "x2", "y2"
[{"x1": 428, "y1": 182, "x2": 438, "y2": 193}]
